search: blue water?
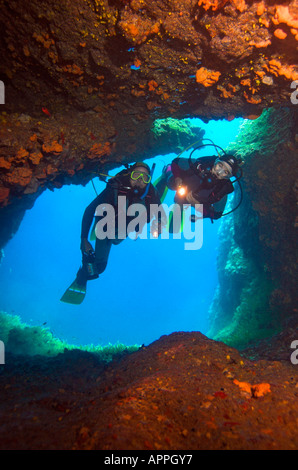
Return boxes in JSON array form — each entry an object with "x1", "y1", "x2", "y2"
[{"x1": 0, "y1": 118, "x2": 243, "y2": 347}]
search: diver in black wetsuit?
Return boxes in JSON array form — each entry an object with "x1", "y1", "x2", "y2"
[
  {"x1": 156, "y1": 153, "x2": 240, "y2": 225},
  {"x1": 61, "y1": 162, "x2": 165, "y2": 304}
]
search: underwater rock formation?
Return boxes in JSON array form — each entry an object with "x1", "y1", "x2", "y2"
[
  {"x1": 0, "y1": 0, "x2": 297, "y2": 451},
  {"x1": 0, "y1": 0, "x2": 297, "y2": 213},
  {"x1": 0, "y1": 311, "x2": 139, "y2": 359},
  {"x1": 208, "y1": 108, "x2": 298, "y2": 348},
  {"x1": 0, "y1": 331, "x2": 297, "y2": 450}
]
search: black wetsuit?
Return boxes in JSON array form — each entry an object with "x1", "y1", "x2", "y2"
[
  {"x1": 79, "y1": 170, "x2": 162, "y2": 280},
  {"x1": 157, "y1": 156, "x2": 234, "y2": 220}
]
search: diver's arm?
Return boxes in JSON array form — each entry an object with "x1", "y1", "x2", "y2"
[
  {"x1": 170, "y1": 177, "x2": 183, "y2": 190},
  {"x1": 147, "y1": 185, "x2": 167, "y2": 235},
  {"x1": 212, "y1": 194, "x2": 227, "y2": 214},
  {"x1": 185, "y1": 191, "x2": 200, "y2": 205},
  {"x1": 203, "y1": 195, "x2": 228, "y2": 221},
  {"x1": 208, "y1": 181, "x2": 234, "y2": 204},
  {"x1": 147, "y1": 185, "x2": 166, "y2": 219},
  {"x1": 167, "y1": 158, "x2": 184, "y2": 190},
  {"x1": 203, "y1": 206, "x2": 223, "y2": 220}
]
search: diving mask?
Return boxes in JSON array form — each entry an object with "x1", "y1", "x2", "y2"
[
  {"x1": 130, "y1": 170, "x2": 151, "y2": 184},
  {"x1": 213, "y1": 161, "x2": 233, "y2": 179}
]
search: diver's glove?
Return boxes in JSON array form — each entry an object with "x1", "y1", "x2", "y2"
[
  {"x1": 150, "y1": 219, "x2": 164, "y2": 238},
  {"x1": 203, "y1": 206, "x2": 222, "y2": 221},
  {"x1": 167, "y1": 176, "x2": 182, "y2": 191},
  {"x1": 190, "y1": 214, "x2": 202, "y2": 223},
  {"x1": 185, "y1": 191, "x2": 200, "y2": 206},
  {"x1": 162, "y1": 164, "x2": 172, "y2": 177}
]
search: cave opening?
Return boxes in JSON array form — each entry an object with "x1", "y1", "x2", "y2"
[
  {"x1": 0, "y1": 0, "x2": 297, "y2": 450},
  {"x1": 0, "y1": 117, "x2": 244, "y2": 352}
]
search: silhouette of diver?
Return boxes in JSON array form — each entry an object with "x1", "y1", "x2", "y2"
[{"x1": 155, "y1": 151, "x2": 242, "y2": 231}]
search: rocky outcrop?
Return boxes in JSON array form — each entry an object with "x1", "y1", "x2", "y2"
[
  {"x1": 0, "y1": 1, "x2": 297, "y2": 351},
  {"x1": 208, "y1": 108, "x2": 298, "y2": 348},
  {"x1": 0, "y1": 332, "x2": 297, "y2": 450}
]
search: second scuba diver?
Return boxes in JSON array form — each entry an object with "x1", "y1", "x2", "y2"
[
  {"x1": 61, "y1": 162, "x2": 166, "y2": 304},
  {"x1": 155, "y1": 144, "x2": 242, "y2": 230}
]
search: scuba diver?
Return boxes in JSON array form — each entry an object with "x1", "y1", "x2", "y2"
[
  {"x1": 61, "y1": 162, "x2": 166, "y2": 305},
  {"x1": 155, "y1": 141, "x2": 243, "y2": 229}
]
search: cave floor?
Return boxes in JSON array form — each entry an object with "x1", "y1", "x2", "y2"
[{"x1": 0, "y1": 330, "x2": 297, "y2": 450}]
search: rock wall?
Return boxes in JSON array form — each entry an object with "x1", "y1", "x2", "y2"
[
  {"x1": 208, "y1": 107, "x2": 298, "y2": 348},
  {"x1": 1, "y1": 0, "x2": 297, "y2": 209}
]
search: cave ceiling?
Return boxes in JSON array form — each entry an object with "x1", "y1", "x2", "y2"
[{"x1": 0, "y1": 0, "x2": 297, "y2": 213}]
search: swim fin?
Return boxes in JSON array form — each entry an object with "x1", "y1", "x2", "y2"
[{"x1": 60, "y1": 279, "x2": 87, "y2": 305}]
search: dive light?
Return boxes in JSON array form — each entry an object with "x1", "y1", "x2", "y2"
[{"x1": 177, "y1": 185, "x2": 187, "y2": 197}]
